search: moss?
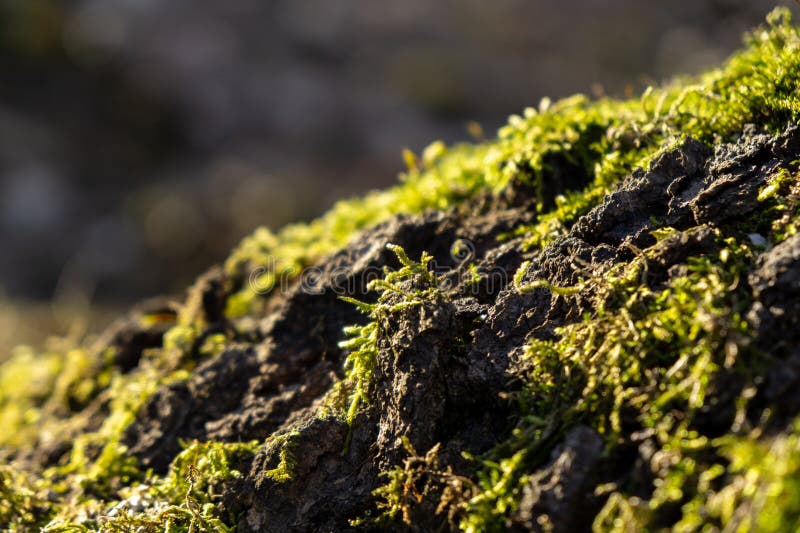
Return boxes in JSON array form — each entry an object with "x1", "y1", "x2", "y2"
[
  {"x1": 362, "y1": 437, "x2": 466, "y2": 528},
  {"x1": 453, "y1": 163, "x2": 800, "y2": 531},
  {"x1": 1, "y1": 439, "x2": 258, "y2": 531},
  {"x1": 0, "y1": 465, "x2": 51, "y2": 530},
  {"x1": 263, "y1": 430, "x2": 300, "y2": 483},
  {"x1": 336, "y1": 244, "x2": 442, "y2": 426},
  {"x1": 2, "y1": 7, "x2": 800, "y2": 531},
  {"x1": 595, "y1": 416, "x2": 800, "y2": 533},
  {"x1": 513, "y1": 260, "x2": 581, "y2": 296},
  {"x1": 704, "y1": 419, "x2": 800, "y2": 531},
  {"x1": 758, "y1": 166, "x2": 800, "y2": 243},
  {"x1": 365, "y1": 160, "x2": 800, "y2": 530},
  {"x1": 0, "y1": 334, "x2": 233, "y2": 529},
  {"x1": 0, "y1": 345, "x2": 66, "y2": 449},
  {"x1": 450, "y1": 229, "x2": 752, "y2": 530},
  {"x1": 364, "y1": 12, "x2": 800, "y2": 529}
]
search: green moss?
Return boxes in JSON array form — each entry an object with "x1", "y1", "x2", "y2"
[
  {"x1": 0, "y1": 465, "x2": 51, "y2": 530},
  {"x1": 1, "y1": 439, "x2": 258, "y2": 531},
  {"x1": 336, "y1": 244, "x2": 442, "y2": 426},
  {"x1": 0, "y1": 345, "x2": 66, "y2": 449},
  {"x1": 222, "y1": 144, "x2": 492, "y2": 318},
  {"x1": 454, "y1": 160, "x2": 800, "y2": 531},
  {"x1": 595, "y1": 416, "x2": 800, "y2": 533},
  {"x1": 2, "y1": 8, "x2": 800, "y2": 532},
  {"x1": 513, "y1": 260, "x2": 582, "y2": 296},
  {"x1": 758, "y1": 166, "x2": 800, "y2": 243},
  {"x1": 263, "y1": 430, "x2": 300, "y2": 483},
  {"x1": 362, "y1": 437, "x2": 461, "y2": 528},
  {"x1": 0, "y1": 337, "x2": 226, "y2": 529},
  {"x1": 0, "y1": 339, "x2": 123, "y2": 471},
  {"x1": 452, "y1": 228, "x2": 753, "y2": 531},
  {"x1": 369, "y1": 156, "x2": 800, "y2": 531},
  {"x1": 412, "y1": 13, "x2": 800, "y2": 528}
]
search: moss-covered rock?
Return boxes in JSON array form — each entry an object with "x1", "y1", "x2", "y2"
[{"x1": 3, "y1": 8, "x2": 800, "y2": 532}]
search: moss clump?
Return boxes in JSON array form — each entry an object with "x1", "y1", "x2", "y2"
[
  {"x1": 456, "y1": 229, "x2": 756, "y2": 531},
  {"x1": 0, "y1": 439, "x2": 258, "y2": 531},
  {"x1": 0, "y1": 311, "x2": 244, "y2": 529},
  {"x1": 262, "y1": 430, "x2": 300, "y2": 483},
  {"x1": 759, "y1": 166, "x2": 800, "y2": 242},
  {"x1": 595, "y1": 415, "x2": 800, "y2": 532},
  {"x1": 336, "y1": 244, "x2": 442, "y2": 426},
  {"x1": 364, "y1": 437, "x2": 468, "y2": 528},
  {"x1": 365, "y1": 11, "x2": 800, "y2": 528}
]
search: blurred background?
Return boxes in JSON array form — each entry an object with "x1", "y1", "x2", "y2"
[{"x1": 1, "y1": 0, "x2": 798, "y2": 354}]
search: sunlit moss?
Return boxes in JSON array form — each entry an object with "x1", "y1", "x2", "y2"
[
  {"x1": 0, "y1": 335, "x2": 121, "y2": 459},
  {"x1": 596, "y1": 417, "x2": 800, "y2": 533},
  {"x1": 337, "y1": 244, "x2": 442, "y2": 426},
  {"x1": 2, "y1": 8, "x2": 800, "y2": 531},
  {"x1": 453, "y1": 228, "x2": 754, "y2": 531},
  {"x1": 758, "y1": 167, "x2": 800, "y2": 243},
  {"x1": 360, "y1": 437, "x2": 467, "y2": 529},
  {"x1": 1, "y1": 438, "x2": 258, "y2": 531},
  {"x1": 513, "y1": 260, "x2": 581, "y2": 296},
  {"x1": 364, "y1": 12, "x2": 800, "y2": 529},
  {"x1": 0, "y1": 345, "x2": 64, "y2": 449},
  {"x1": 263, "y1": 430, "x2": 300, "y2": 483}
]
